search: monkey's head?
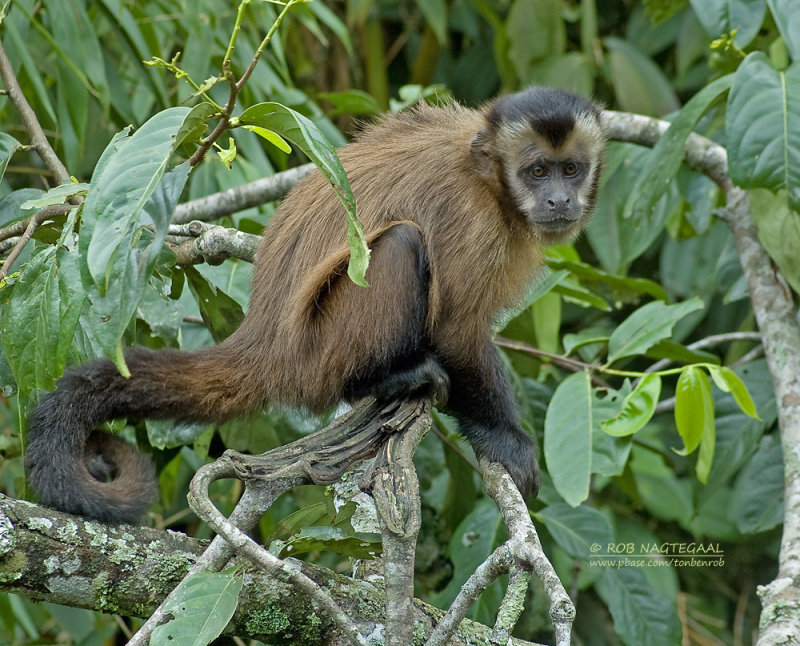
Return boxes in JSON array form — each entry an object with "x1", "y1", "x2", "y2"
[{"x1": 471, "y1": 86, "x2": 607, "y2": 243}]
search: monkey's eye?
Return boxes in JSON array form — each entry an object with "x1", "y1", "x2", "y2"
[
  {"x1": 530, "y1": 165, "x2": 548, "y2": 179},
  {"x1": 563, "y1": 163, "x2": 579, "y2": 177}
]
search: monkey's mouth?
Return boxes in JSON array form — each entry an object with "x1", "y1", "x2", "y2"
[{"x1": 534, "y1": 217, "x2": 579, "y2": 232}]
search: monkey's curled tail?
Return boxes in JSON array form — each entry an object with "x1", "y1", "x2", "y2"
[{"x1": 25, "y1": 345, "x2": 257, "y2": 524}]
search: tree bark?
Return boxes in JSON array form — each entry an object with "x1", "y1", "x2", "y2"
[{"x1": 0, "y1": 494, "x2": 541, "y2": 645}]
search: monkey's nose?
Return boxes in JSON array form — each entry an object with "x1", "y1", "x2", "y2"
[{"x1": 547, "y1": 197, "x2": 571, "y2": 215}]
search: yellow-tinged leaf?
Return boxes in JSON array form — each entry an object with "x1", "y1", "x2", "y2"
[
  {"x1": 243, "y1": 125, "x2": 292, "y2": 154},
  {"x1": 708, "y1": 365, "x2": 760, "y2": 420}
]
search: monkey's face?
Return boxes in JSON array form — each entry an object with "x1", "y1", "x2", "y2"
[
  {"x1": 498, "y1": 115, "x2": 605, "y2": 243},
  {"x1": 473, "y1": 88, "x2": 607, "y2": 244}
]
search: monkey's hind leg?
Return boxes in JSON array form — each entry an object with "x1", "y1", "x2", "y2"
[{"x1": 308, "y1": 222, "x2": 448, "y2": 406}]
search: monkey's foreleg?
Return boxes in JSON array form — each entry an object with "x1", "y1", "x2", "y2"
[{"x1": 444, "y1": 341, "x2": 541, "y2": 498}]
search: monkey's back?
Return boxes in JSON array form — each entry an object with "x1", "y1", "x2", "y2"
[{"x1": 226, "y1": 102, "x2": 541, "y2": 412}]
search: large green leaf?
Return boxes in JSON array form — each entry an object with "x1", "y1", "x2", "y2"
[
  {"x1": 0, "y1": 211, "x2": 85, "y2": 397},
  {"x1": 624, "y1": 74, "x2": 733, "y2": 222},
  {"x1": 604, "y1": 37, "x2": 679, "y2": 116},
  {"x1": 727, "y1": 53, "x2": 800, "y2": 210},
  {"x1": 433, "y1": 498, "x2": 505, "y2": 620},
  {"x1": 151, "y1": 570, "x2": 243, "y2": 646},
  {"x1": 733, "y1": 434, "x2": 784, "y2": 533},
  {"x1": 748, "y1": 188, "x2": 800, "y2": 295},
  {"x1": 0, "y1": 133, "x2": 22, "y2": 183},
  {"x1": 544, "y1": 371, "x2": 593, "y2": 506},
  {"x1": 238, "y1": 102, "x2": 369, "y2": 287},
  {"x1": 768, "y1": 0, "x2": 800, "y2": 61},
  {"x1": 506, "y1": 0, "x2": 566, "y2": 81},
  {"x1": 674, "y1": 366, "x2": 715, "y2": 468},
  {"x1": 607, "y1": 297, "x2": 704, "y2": 363},
  {"x1": 538, "y1": 503, "x2": 614, "y2": 559},
  {"x1": 0, "y1": 189, "x2": 43, "y2": 229},
  {"x1": 414, "y1": 0, "x2": 447, "y2": 45},
  {"x1": 601, "y1": 374, "x2": 662, "y2": 438},
  {"x1": 689, "y1": 0, "x2": 766, "y2": 47},
  {"x1": 587, "y1": 143, "x2": 682, "y2": 274},
  {"x1": 79, "y1": 107, "x2": 191, "y2": 373},
  {"x1": 596, "y1": 566, "x2": 682, "y2": 646},
  {"x1": 547, "y1": 257, "x2": 668, "y2": 303},
  {"x1": 184, "y1": 266, "x2": 245, "y2": 343}
]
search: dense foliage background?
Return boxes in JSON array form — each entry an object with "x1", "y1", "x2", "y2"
[{"x1": 0, "y1": 0, "x2": 798, "y2": 644}]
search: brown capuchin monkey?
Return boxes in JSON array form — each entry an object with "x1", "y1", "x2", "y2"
[{"x1": 25, "y1": 86, "x2": 607, "y2": 523}]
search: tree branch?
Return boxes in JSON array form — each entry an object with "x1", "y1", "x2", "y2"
[
  {"x1": 0, "y1": 493, "x2": 542, "y2": 645},
  {"x1": 0, "y1": 40, "x2": 69, "y2": 184},
  {"x1": 605, "y1": 110, "x2": 800, "y2": 645},
  {"x1": 168, "y1": 221, "x2": 260, "y2": 265},
  {"x1": 172, "y1": 164, "x2": 315, "y2": 223}
]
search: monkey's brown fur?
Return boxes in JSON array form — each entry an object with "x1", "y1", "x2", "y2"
[{"x1": 26, "y1": 87, "x2": 606, "y2": 523}]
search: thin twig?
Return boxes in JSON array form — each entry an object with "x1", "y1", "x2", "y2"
[
  {"x1": 188, "y1": 0, "x2": 300, "y2": 166},
  {"x1": 0, "y1": 204, "x2": 71, "y2": 280},
  {"x1": 496, "y1": 336, "x2": 612, "y2": 388},
  {"x1": 0, "y1": 41, "x2": 69, "y2": 183},
  {"x1": 172, "y1": 163, "x2": 314, "y2": 223},
  {"x1": 646, "y1": 331, "x2": 763, "y2": 373}
]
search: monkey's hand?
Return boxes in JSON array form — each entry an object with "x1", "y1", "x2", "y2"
[{"x1": 478, "y1": 427, "x2": 540, "y2": 499}]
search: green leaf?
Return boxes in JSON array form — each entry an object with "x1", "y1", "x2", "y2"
[
  {"x1": 174, "y1": 101, "x2": 216, "y2": 150},
  {"x1": 748, "y1": 188, "x2": 800, "y2": 294},
  {"x1": 318, "y1": 90, "x2": 381, "y2": 116},
  {"x1": 20, "y1": 182, "x2": 90, "y2": 210},
  {"x1": 674, "y1": 366, "x2": 714, "y2": 457},
  {"x1": 185, "y1": 267, "x2": 244, "y2": 343},
  {"x1": 267, "y1": 502, "x2": 331, "y2": 543},
  {"x1": 239, "y1": 102, "x2": 369, "y2": 287},
  {"x1": 727, "y1": 53, "x2": 800, "y2": 210},
  {"x1": 733, "y1": 434, "x2": 784, "y2": 533},
  {"x1": 0, "y1": 211, "x2": 85, "y2": 396},
  {"x1": 587, "y1": 143, "x2": 682, "y2": 274},
  {"x1": 690, "y1": 0, "x2": 766, "y2": 47},
  {"x1": 0, "y1": 132, "x2": 22, "y2": 182},
  {"x1": 601, "y1": 374, "x2": 662, "y2": 437},
  {"x1": 525, "y1": 52, "x2": 596, "y2": 96},
  {"x1": 696, "y1": 403, "x2": 717, "y2": 484},
  {"x1": 544, "y1": 371, "x2": 593, "y2": 506},
  {"x1": 768, "y1": 0, "x2": 800, "y2": 61},
  {"x1": 0, "y1": 189, "x2": 43, "y2": 228},
  {"x1": 596, "y1": 566, "x2": 682, "y2": 646},
  {"x1": 79, "y1": 108, "x2": 192, "y2": 370},
  {"x1": 306, "y1": 0, "x2": 353, "y2": 54},
  {"x1": 607, "y1": 297, "x2": 704, "y2": 363},
  {"x1": 151, "y1": 570, "x2": 243, "y2": 646},
  {"x1": 414, "y1": 0, "x2": 447, "y2": 45},
  {"x1": 708, "y1": 365, "x2": 760, "y2": 420},
  {"x1": 538, "y1": 503, "x2": 614, "y2": 559},
  {"x1": 506, "y1": 0, "x2": 566, "y2": 81},
  {"x1": 645, "y1": 340, "x2": 720, "y2": 365},
  {"x1": 243, "y1": 126, "x2": 292, "y2": 153},
  {"x1": 434, "y1": 498, "x2": 505, "y2": 613},
  {"x1": 604, "y1": 37, "x2": 679, "y2": 116},
  {"x1": 547, "y1": 257, "x2": 669, "y2": 303},
  {"x1": 624, "y1": 74, "x2": 733, "y2": 222},
  {"x1": 279, "y1": 526, "x2": 381, "y2": 559}
]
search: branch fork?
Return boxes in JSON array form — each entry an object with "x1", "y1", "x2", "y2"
[{"x1": 127, "y1": 396, "x2": 566, "y2": 646}]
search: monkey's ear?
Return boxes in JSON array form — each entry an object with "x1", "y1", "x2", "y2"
[{"x1": 470, "y1": 129, "x2": 494, "y2": 174}]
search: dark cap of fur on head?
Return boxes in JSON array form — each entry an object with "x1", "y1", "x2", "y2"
[{"x1": 487, "y1": 87, "x2": 603, "y2": 149}]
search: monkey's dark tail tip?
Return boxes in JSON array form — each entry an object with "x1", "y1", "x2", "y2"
[{"x1": 25, "y1": 375, "x2": 159, "y2": 525}]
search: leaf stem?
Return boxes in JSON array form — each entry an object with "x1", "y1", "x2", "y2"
[{"x1": 189, "y1": 0, "x2": 299, "y2": 167}]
